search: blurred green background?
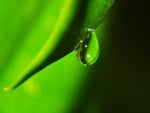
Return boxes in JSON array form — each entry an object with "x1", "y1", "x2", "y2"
[{"x1": 0, "y1": 0, "x2": 150, "y2": 113}]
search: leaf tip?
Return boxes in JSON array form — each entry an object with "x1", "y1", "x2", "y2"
[{"x1": 3, "y1": 87, "x2": 13, "y2": 92}]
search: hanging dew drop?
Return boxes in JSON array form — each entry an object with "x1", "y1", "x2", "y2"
[{"x1": 75, "y1": 28, "x2": 100, "y2": 66}]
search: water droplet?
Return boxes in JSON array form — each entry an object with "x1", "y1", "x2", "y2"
[{"x1": 75, "y1": 28, "x2": 100, "y2": 66}]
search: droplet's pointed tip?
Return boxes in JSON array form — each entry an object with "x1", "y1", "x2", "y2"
[{"x1": 3, "y1": 87, "x2": 13, "y2": 92}]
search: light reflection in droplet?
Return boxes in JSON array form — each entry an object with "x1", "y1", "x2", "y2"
[{"x1": 75, "y1": 28, "x2": 100, "y2": 66}]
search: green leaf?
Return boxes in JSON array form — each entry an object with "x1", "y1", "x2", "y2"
[{"x1": 4, "y1": 0, "x2": 115, "y2": 91}]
